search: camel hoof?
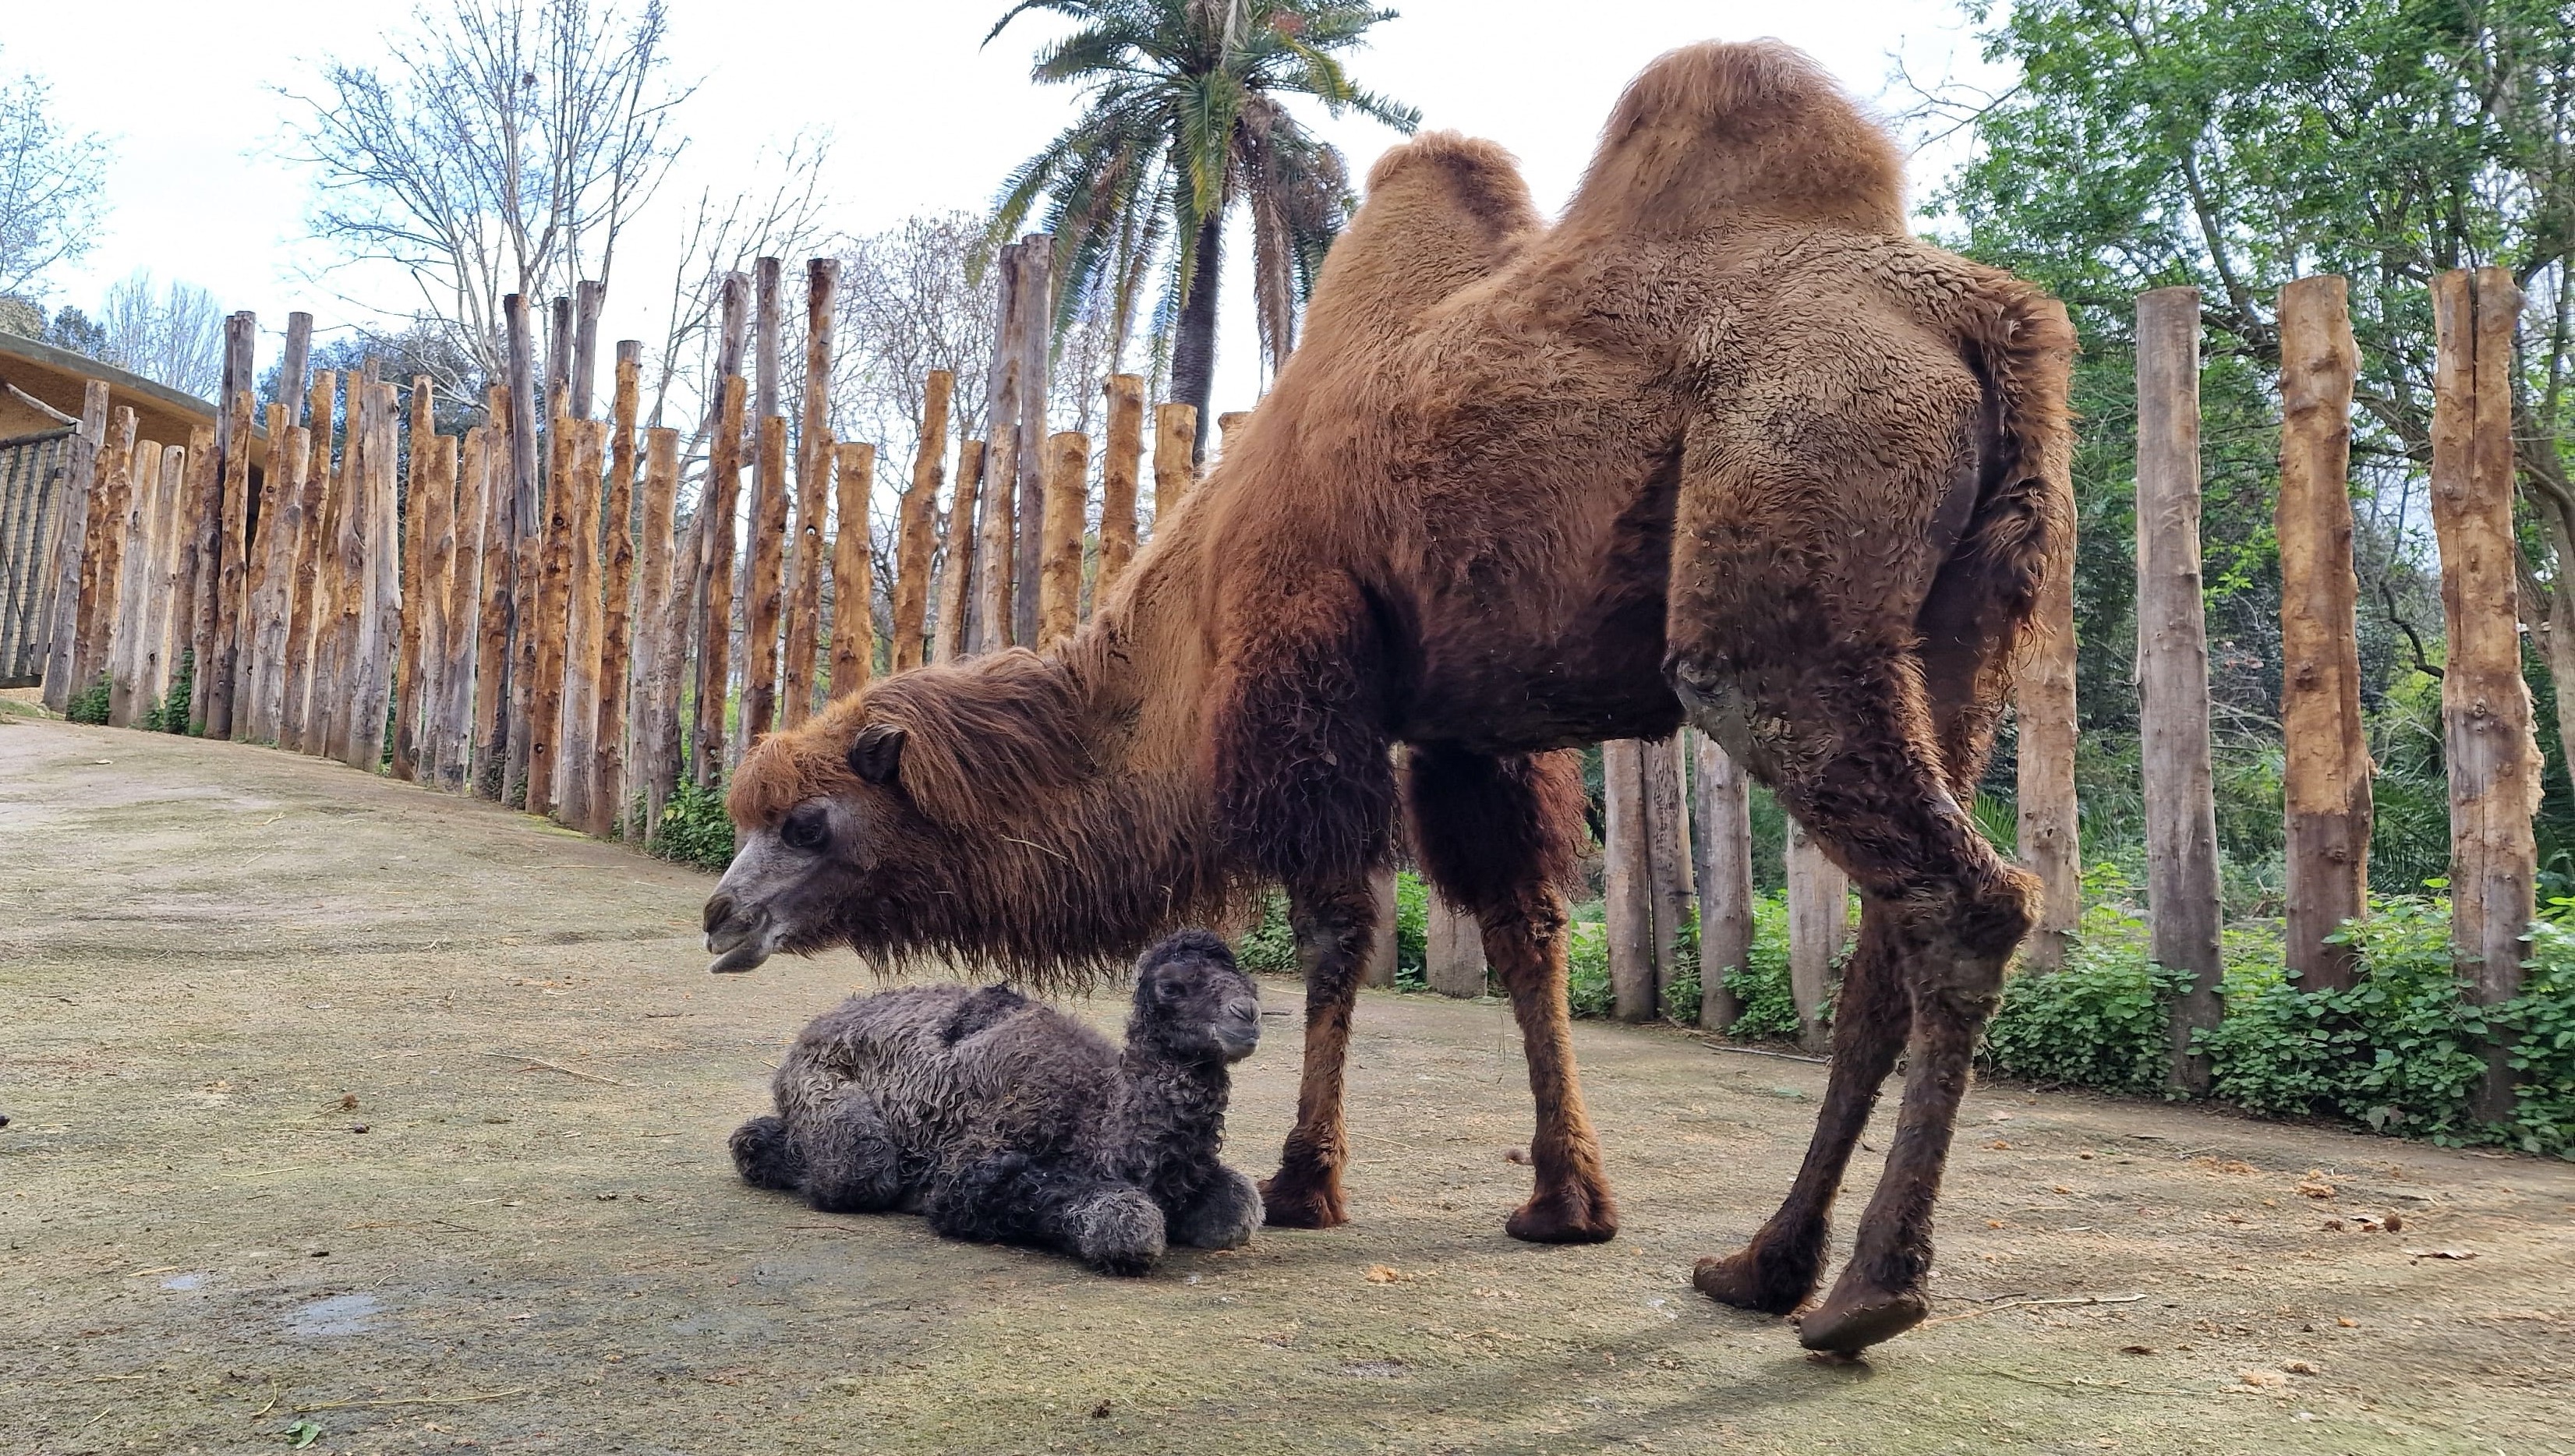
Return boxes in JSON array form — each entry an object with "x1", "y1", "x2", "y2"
[
  {"x1": 1691, "y1": 1249, "x2": 1812, "y2": 1316},
  {"x1": 1505, "y1": 1186, "x2": 1618, "y2": 1244},
  {"x1": 1795, "y1": 1284, "x2": 1929, "y2": 1355},
  {"x1": 1258, "y1": 1174, "x2": 1348, "y2": 1230}
]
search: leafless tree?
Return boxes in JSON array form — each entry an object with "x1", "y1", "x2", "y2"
[
  {"x1": 98, "y1": 271, "x2": 226, "y2": 398},
  {"x1": 0, "y1": 55, "x2": 110, "y2": 302},
  {"x1": 644, "y1": 132, "x2": 836, "y2": 445},
  {"x1": 282, "y1": 0, "x2": 691, "y2": 386}
]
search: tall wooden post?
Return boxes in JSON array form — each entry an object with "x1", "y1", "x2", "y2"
[
  {"x1": 1603, "y1": 739, "x2": 1657, "y2": 1023},
  {"x1": 248, "y1": 416, "x2": 306, "y2": 742},
  {"x1": 635, "y1": 426, "x2": 682, "y2": 832},
  {"x1": 206, "y1": 382, "x2": 254, "y2": 740},
  {"x1": 283, "y1": 379, "x2": 338, "y2": 754},
  {"x1": 172, "y1": 429, "x2": 218, "y2": 719},
  {"x1": 1153, "y1": 403, "x2": 1197, "y2": 525},
  {"x1": 890, "y1": 369, "x2": 952, "y2": 672},
  {"x1": 1010, "y1": 239, "x2": 1052, "y2": 648},
  {"x1": 351, "y1": 382, "x2": 404, "y2": 770},
  {"x1": 147, "y1": 445, "x2": 192, "y2": 714},
  {"x1": 932, "y1": 440, "x2": 983, "y2": 664},
  {"x1": 392, "y1": 380, "x2": 433, "y2": 778},
  {"x1": 2016, "y1": 539, "x2": 2082, "y2": 970},
  {"x1": 754, "y1": 258, "x2": 783, "y2": 423},
  {"x1": 1361, "y1": 864, "x2": 1399, "y2": 990},
  {"x1": 526, "y1": 394, "x2": 575, "y2": 815},
  {"x1": 780, "y1": 423, "x2": 833, "y2": 730},
  {"x1": 1693, "y1": 731, "x2": 1753, "y2": 1030},
  {"x1": 37, "y1": 381, "x2": 108, "y2": 713},
  {"x1": 413, "y1": 430, "x2": 457, "y2": 785},
  {"x1": 597, "y1": 346, "x2": 641, "y2": 834},
  {"x1": 437, "y1": 429, "x2": 478, "y2": 787},
  {"x1": 314, "y1": 377, "x2": 367, "y2": 762},
  {"x1": 1643, "y1": 733, "x2": 1695, "y2": 1015},
  {"x1": 1786, "y1": 818, "x2": 1849, "y2": 1053},
  {"x1": 104, "y1": 434, "x2": 164, "y2": 727},
  {"x1": 741, "y1": 413, "x2": 791, "y2": 747},
  {"x1": 472, "y1": 388, "x2": 515, "y2": 796},
  {"x1": 571, "y1": 280, "x2": 603, "y2": 420},
  {"x1": 558, "y1": 422, "x2": 607, "y2": 830},
  {"x1": 2276, "y1": 274, "x2": 2371, "y2": 991},
  {"x1": 504, "y1": 293, "x2": 541, "y2": 801},
  {"x1": 2430, "y1": 267, "x2": 2538, "y2": 1123},
  {"x1": 1098, "y1": 374, "x2": 1144, "y2": 599},
  {"x1": 2136, "y1": 286, "x2": 2223, "y2": 1095},
  {"x1": 693, "y1": 374, "x2": 747, "y2": 789},
  {"x1": 828, "y1": 442, "x2": 879, "y2": 701},
  {"x1": 1424, "y1": 893, "x2": 1487, "y2": 998},
  {"x1": 974, "y1": 424, "x2": 1017, "y2": 656},
  {"x1": 1038, "y1": 431, "x2": 1089, "y2": 648},
  {"x1": 279, "y1": 313, "x2": 313, "y2": 429}
]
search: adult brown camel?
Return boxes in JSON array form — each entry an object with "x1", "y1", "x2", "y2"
[{"x1": 702, "y1": 39, "x2": 2074, "y2": 1355}]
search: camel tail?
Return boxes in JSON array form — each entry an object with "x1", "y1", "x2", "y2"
[{"x1": 1561, "y1": 40, "x2": 1906, "y2": 236}]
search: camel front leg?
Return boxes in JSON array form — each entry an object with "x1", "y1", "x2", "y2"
[
  {"x1": 1260, "y1": 873, "x2": 1378, "y2": 1228},
  {"x1": 1485, "y1": 892, "x2": 1618, "y2": 1242}
]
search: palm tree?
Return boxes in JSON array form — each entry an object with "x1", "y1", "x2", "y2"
[{"x1": 985, "y1": 0, "x2": 1417, "y2": 458}]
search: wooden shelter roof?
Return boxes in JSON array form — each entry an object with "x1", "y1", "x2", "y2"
[{"x1": 0, "y1": 330, "x2": 268, "y2": 454}]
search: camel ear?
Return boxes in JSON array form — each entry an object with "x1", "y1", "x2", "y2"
[{"x1": 848, "y1": 723, "x2": 906, "y2": 785}]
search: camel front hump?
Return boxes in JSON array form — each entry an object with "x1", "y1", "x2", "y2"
[{"x1": 730, "y1": 934, "x2": 1264, "y2": 1277}]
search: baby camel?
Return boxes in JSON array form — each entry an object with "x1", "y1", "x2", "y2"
[{"x1": 730, "y1": 931, "x2": 1264, "y2": 1274}]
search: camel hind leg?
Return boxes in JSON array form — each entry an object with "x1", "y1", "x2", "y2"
[{"x1": 1667, "y1": 394, "x2": 2055, "y2": 1353}]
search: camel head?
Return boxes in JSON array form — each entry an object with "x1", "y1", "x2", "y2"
[
  {"x1": 698, "y1": 650, "x2": 1216, "y2": 983},
  {"x1": 702, "y1": 711, "x2": 925, "y2": 974}
]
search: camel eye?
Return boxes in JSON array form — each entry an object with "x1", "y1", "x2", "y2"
[{"x1": 780, "y1": 806, "x2": 832, "y2": 853}]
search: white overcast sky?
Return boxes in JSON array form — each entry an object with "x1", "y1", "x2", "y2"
[{"x1": 9, "y1": 0, "x2": 2005, "y2": 425}]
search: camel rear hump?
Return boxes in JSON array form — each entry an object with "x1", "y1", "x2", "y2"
[{"x1": 1559, "y1": 39, "x2": 1907, "y2": 239}]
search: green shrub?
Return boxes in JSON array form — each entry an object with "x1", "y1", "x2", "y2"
[
  {"x1": 144, "y1": 651, "x2": 194, "y2": 734},
  {"x1": 2491, "y1": 916, "x2": 2575, "y2": 1156},
  {"x1": 649, "y1": 777, "x2": 736, "y2": 872},
  {"x1": 1393, "y1": 869, "x2": 1428, "y2": 990},
  {"x1": 1565, "y1": 921, "x2": 1613, "y2": 1019},
  {"x1": 1719, "y1": 893, "x2": 1804, "y2": 1041},
  {"x1": 1236, "y1": 889, "x2": 1299, "y2": 973},
  {"x1": 1983, "y1": 871, "x2": 2190, "y2": 1094},
  {"x1": 64, "y1": 675, "x2": 108, "y2": 725}
]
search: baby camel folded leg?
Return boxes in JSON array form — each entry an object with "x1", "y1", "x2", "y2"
[{"x1": 928, "y1": 1150, "x2": 1168, "y2": 1276}]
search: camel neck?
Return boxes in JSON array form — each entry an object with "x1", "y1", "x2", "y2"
[{"x1": 1111, "y1": 1044, "x2": 1231, "y2": 1186}]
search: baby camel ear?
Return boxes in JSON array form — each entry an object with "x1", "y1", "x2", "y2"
[{"x1": 848, "y1": 723, "x2": 907, "y2": 785}]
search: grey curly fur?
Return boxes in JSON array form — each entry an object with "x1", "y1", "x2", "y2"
[{"x1": 730, "y1": 930, "x2": 1264, "y2": 1274}]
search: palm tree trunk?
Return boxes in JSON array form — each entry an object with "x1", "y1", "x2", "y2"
[{"x1": 1169, "y1": 210, "x2": 1223, "y2": 463}]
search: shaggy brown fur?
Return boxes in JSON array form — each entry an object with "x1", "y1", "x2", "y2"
[{"x1": 707, "y1": 41, "x2": 2074, "y2": 1355}]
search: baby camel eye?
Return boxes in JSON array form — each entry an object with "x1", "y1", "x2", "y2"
[{"x1": 779, "y1": 806, "x2": 832, "y2": 853}]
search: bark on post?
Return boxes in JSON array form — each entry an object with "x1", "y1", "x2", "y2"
[
  {"x1": 932, "y1": 440, "x2": 983, "y2": 664},
  {"x1": 526, "y1": 394, "x2": 575, "y2": 817},
  {"x1": 1643, "y1": 733, "x2": 1696, "y2": 1015},
  {"x1": 444, "y1": 428, "x2": 486, "y2": 789},
  {"x1": 104, "y1": 436, "x2": 163, "y2": 726},
  {"x1": 392, "y1": 380, "x2": 433, "y2": 779},
  {"x1": 1098, "y1": 373, "x2": 1144, "y2": 599},
  {"x1": 414, "y1": 431, "x2": 457, "y2": 786},
  {"x1": 973, "y1": 425, "x2": 1017, "y2": 657},
  {"x1": 1602, "y1": 738, "x2": 1657, "y2": 1023},
  {"x1": 1037, "y1": 430, "x2": 1088, "y2": 648},
  {"x1": 571, "y1": 281, "x2": 603, "y2": 420},
  {"x1": 76, "y1": 410, "x2": 136, "y2": 697},
  {"x1": 1692, "y1": 730, "x2": 1753, "y2": 1030},
  {"x1": 596, "y1": 348, "x2": 641, "y2": 834},
  {"x1": 2016, "y1": 535, "x2": 2082, "y2": 970},
  {"x1": 279, "y1": 313, "x2": 312, "y2": 429},
  {"x1": 504, "y1": 294, "x2": 540, "y2": 801},
  {"x1": 1153, "y1": 403, "x2": 1196, "y2": 525},
  {"x1": 635, "y1": 427, "x2": 681, "y2": 833},
  {"x1": 1424, "y1": 893, "x2": 1487, "y2": 998},
  {"x1": 1786, "y1": 817, "x2": 1850, "y2": 1054},
  {"x1": 172, "y1": 429, "x2": 218, "y2": 721},
  {"x1": 472, "y1": 388, "x2": 515, "y2": 796},
  {"x1": 206, "y1": 386, "x2": 254, "y2": 740},
  {"x1": 248, "y1": 419, "x2": 306, "y2": 742},
  {"x1": 283, "y1": 378, "x2": 338, "y2": 753},
  {"x1": 741, "y1": 413, "x2": 791, "y2": 747},
  {"x1": 1010, "y1": 239, "x2": 1051, "y2": 648},
  {"x1": 2430, "y1": 267, "x2": 2540, "y2": 1124},
  {"x1": 557, "y1": 422, "x2": 607, "y2": 832},
  {"x1": 754, "y1": 258, "x2": 783, "y2": 423},
  {"x1": 145, "y1": 445, "x2": 190, "y2": 715},
  {"x1": 313, "y1": 380, "x2": 366, "y2": 762},
  {"x1": 348, "y1": 383, "x2": 404, "y2": 771},
  {"x1": 828, "y1": 442, "x2": 878, "y2": 701},
  {"x1": 2135, "y1": 285, "x2": 2224, "y2": 1095},
  {"x1": 693, "y1": 374, "x2": 748, "y2": 789},
  {"x1": 2276, "y1": 274, "x2": 2370, "y2": 991},
  {"x1": 780, "y1": 420, "x2": 833, "y2": 730},
  {"x1": 37, "y1": 380, "x2": 107, "y2": 713},
  {"x1": 1361, "y1": 865, "x2": 1400, "y2": 990},
  {"x1": 890, "y1": 369, "x2": 952, "y2": 672}
]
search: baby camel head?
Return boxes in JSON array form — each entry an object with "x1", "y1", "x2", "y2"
[{"x1": 1124, "y1": 931, "x2": 1261, "y2": 1065}]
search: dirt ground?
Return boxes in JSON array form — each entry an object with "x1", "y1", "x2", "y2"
[{"x1": 3, "y1": 710, "x2": 2571, "y2": 1456}]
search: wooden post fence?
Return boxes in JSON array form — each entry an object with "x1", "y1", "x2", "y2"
[
  {"x1": 1785, "y1": 817, "x2": 1848, "y2": 1054},
  {"x1": 932, "y1": 439, "x2": 983, "y2": 665},
  {"x1": 1038, "y1": 430, "x2": 1089, "y2": 648},
  {"x1": 596, "y1": 346, "x2": 641, "y2": 834},
  {"x1": 1693, "y1": 731, "x2": 1753, "y2": 1030},
  {"x1": 1098, "y1": 373, "x2": 1144, "y2": 600},
  {"x1": 2016, "y1": 525, "x2": 2082, "y2": 971},
  {"x1": 829, "y1": 442, "x2": 877, "y2": 702},
  {"x1": 741, "y1": 412, "x2": 790, "y2": 746},
  {"x1": 1424, "y1": 892, "x2": 1486, "y2": 997},
  {"x1": 890, "y1": 370, "x2": 951, "y2": 673},
  {"x1": 1603, "y1": 738, "x2": 1656, "y2": 1022},
  {"x1": 1154, "y1": 404, "x2": 1196, "y2": 524},
  {"x1": 2276, "y1": 274, "x2": 2371, "y2": 991},
  {"x1": 2430, "y1": 266, "x2": 2539, "y2": 1124}
]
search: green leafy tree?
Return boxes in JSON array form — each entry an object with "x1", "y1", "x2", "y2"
[
  {"x1": 984, "y1": 0, "x2": 1417, "y2": 457},
  {"x1": 1922, "y1": 0, "x2": 2575, "y2": 886}
]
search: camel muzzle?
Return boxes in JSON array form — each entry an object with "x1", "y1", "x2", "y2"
[{"x1": 702, "y1": 892, "x2": 777, "y2": 974}]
